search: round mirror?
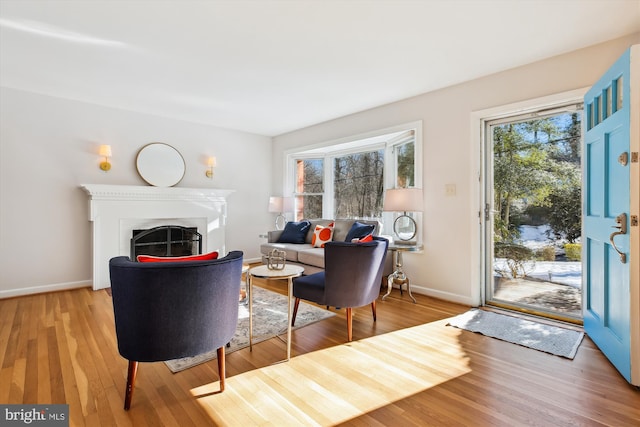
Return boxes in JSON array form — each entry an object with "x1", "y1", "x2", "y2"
[
  {"x1": 393, "y1": 214, "x2": 417, "y2": 241},
  {"x1": 136, "y1": 143, "x2": 185, "y2": 187}
]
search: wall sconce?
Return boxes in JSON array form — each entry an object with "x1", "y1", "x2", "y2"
[
  {"x1": 205, "y1": 156, "x2": 216, "y2": 178},
  {"x1": 99, "y1": 145, "x2": 112, "y2": 172}
]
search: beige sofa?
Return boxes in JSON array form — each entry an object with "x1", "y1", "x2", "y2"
[{"x1": 260, "y1": 219, "x2": 387, "y2": 275}]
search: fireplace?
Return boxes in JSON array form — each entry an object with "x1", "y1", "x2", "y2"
[
  {"x1": 131, "y1": 225, "x2": 202, "y2": 259},
  {"x1": 81, "y1": 184, "x2": 234, "y2": 290}
]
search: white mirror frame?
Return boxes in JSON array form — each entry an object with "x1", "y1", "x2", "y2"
[{"x1": 136, "y1": 143, "x2": 186, "y2": 187}]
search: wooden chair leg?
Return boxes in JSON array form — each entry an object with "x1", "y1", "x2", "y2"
[
  {"x1": 291, "y1": 298, "x2": 301, "y2": 326},
  {"x1": 346, "y1": 307, "x2": 353, "y2": 342},
  {"x1": 217, "y1": 347, "x2": 226, "y2": 392},
  {"x1": 371, "y1": 301, "x2": 377, "y2": 322},
  {"x1": 124, "y1": 360, "x2": 138, "y2": 410}
]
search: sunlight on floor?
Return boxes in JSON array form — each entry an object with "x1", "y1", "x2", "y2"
[{"x1": 191, "y1": 319, "x2": 470, "y2": 426}]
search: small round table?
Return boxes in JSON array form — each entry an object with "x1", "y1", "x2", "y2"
[
  {"x1": 382, "y1": 244, "x2": 424, "y2": 303},
  {"x1": 239, "y1": 264, "x2": 250, "y2": 305},
  {"x1": 248, "y1": 264, "x2": 304, "y2": 361}
]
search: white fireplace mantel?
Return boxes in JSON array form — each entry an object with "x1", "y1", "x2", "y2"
[{"x1": 81, "y1": 184, "x2": 235, "y2": 290}]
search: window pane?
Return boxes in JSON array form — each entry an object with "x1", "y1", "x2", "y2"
[
  {"x1": 334, "y1": 150, "x2": 384, "y2": 218},
  {"x1": 296, "y1": 159, "x2": 324, "y2": 193},
  {"x1": 295, "y1": 195, "x2": 323, "y2": 219},
  {"x1": 396, "y1": 141, "x2": 415, "y2": 187},
  {"x1": 616, "y1": 76, "x2": 623, "y2": 112}
]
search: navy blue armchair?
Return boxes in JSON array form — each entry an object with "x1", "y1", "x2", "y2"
[
  {"x1": 291, "y1": 237, "x2": 388, "y2": 342},
  {"x1": 109, "y1": 250, "x2": 243, "y2": 410}
]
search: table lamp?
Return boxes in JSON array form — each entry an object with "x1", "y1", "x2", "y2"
[
  {"x1": 268, "y1": 196, "x2": 294, "y2": 230},
  {"x1": 383, "y1": 188, "x2": 423, "y2": 243}
]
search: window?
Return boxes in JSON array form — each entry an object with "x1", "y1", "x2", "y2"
[
  {"x1": 294, "y1": 158, "x2": 324, "y2": 220},
  {"x1": 334, "y1": 149, "x2": 384, "y2": 218},
  {"x1": 391, "y1": 132, "x2": 416, "y2": 188},
  {"x1": 286, "y1": 122, "x2": 422, "y2": 227}
]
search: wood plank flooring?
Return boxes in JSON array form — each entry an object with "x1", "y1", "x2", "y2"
[{"x1": 1, "y1": 277, "x2": 638, "y2": 426}]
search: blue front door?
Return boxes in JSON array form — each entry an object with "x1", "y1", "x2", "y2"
[{"x1": 583, "y1": 49, "x2": 632, "y2": 383}]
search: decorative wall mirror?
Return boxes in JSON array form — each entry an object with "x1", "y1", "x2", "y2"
[{"x1": 136, "y1": 143, "x2": 185, "y2": 187}]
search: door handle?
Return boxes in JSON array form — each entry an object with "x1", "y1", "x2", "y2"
[{"x1": 609, "y1": 213, "x2": 627, "y2": 263}]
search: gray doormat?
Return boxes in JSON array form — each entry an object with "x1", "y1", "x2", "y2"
[
  {"x1": 165, "y1": 286, "x2": 335, "y2": 372},
  {"x1": 447, "y1": 309, "x2": 584, "y2": 359}
]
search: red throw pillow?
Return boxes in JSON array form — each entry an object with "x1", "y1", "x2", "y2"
[
  {"x1": 137, "y1": 251, "x2": 219, "y2": 263},
  {"x1": 352, "y1": 234, "x2": 373, "y2": 243}
]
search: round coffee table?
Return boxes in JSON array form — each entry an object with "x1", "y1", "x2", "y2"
[{"x1": 248, "y1": 264, "x2": 304, "y2": 361}]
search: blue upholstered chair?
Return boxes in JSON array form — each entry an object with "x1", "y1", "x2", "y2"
[
  {"x1": 109, "y1": 251, "x2": 243, "y2": 410},
  {"x1": 291, "y1": 237, "x2": 388, "y2": 342}
]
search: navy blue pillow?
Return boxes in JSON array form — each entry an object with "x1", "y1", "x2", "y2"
[
  {"x1": 277, "y1": 220, "x2": 311, "y2": 244},
  {"x1": 344, "y1": 221, "x2": 375, "y2": 242}
]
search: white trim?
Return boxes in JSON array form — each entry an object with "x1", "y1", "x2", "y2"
[
  {"x1": 0, "y1": 280, "x2": 91, "y2": 299},
  {"x1": 469, "y1": 88, "x2": 589, "y2": 307},
  {"x1": 409, "y1": 284, "x2": 477, "y2": 306}
]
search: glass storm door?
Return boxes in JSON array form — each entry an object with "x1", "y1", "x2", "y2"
[
  {"x1": 484, "y1": 107, "x2": 584, "y2": 323},
  {"x1": 583, "y1": 47, "x2": 638, "y2": 385}
]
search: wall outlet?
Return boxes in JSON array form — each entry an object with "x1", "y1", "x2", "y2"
[{"x1": 445, "y1": 184, "x2": 456, "y2": 196}]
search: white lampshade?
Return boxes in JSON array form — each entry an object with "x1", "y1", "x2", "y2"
[
  {"x1": 268, "y1": 196, "x2": 283, "y2": 213},
  {"x1": 282, "y1": 197, "x2": 294, "y2": 213},
  {"x1": 383, "y1": 188, "x2": 424, "y2": 212},
  {"x1": 269, "y1": 196, "x2": 294, "y2": 213},
  {"x1": 99, "y1": 144, "x2": 112, "y2": 157}
]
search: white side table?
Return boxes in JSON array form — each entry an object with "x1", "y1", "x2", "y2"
[
  {"x1": 248, "y1": 264, "x2": 304, "y2": 361},
  {"x1": 382, "y1": 244, "x2": 424, "y2": 303}
]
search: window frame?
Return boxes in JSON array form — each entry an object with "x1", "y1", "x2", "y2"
[{"x1": 284, "y1": 121, "x2": 423, "y2": 223}]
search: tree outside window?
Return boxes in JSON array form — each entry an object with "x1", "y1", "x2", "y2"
[
  {"x1": 295, "y1": 159, "x2": 323, "y2": 219},
  {"x1": 334, "y1": 150, "x2": 384, "y2": 218},
  {"x1": 395, "y1": 141, "x2": 415, "y2": 188},
  {"x1": 289, "y1": 126, "x2": 419, "y2": 222}
]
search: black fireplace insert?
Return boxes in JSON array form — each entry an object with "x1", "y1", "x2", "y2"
[{"x1": 130, "y1": 225, "x2": 202, "y2": 260}]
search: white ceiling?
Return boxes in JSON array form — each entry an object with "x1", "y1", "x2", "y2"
[{"x1": 1, "y1": 1, "x2": 639, "y2": 136}]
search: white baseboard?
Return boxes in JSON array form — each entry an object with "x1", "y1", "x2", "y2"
[
  {"x1": 391, "y1": 283, "x2": 477, "y2": 307},
  {"x1": 0, "y1": 280, "x2": 91, "y2": 299}
]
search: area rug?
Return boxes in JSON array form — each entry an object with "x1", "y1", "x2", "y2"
[
  {"x1": 164, "y1": 287, "x2": 335, "y2": 372},
  {"x1": 446, "y1": 309, "x2": 584, "y2": 359}
]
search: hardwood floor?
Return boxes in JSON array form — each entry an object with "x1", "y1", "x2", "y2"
[{"x1": 1, "y1": 278, "x2": 638, "y2": 426}]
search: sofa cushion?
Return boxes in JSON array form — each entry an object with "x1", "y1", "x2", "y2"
[
  {"x1": 260, "y1": 242, "x2": 314, "y2": 262},
  {"x1": 311, "y1": 222, "x2": 334, "y2": 248},
  {"x1": 344, "y1": 221, "x2": 376, "y2": 242},
  {"x1": 297, "y1": 247, "x2": 325, "y2": 268},
  {"x1": 277, "y1": 220, "x2": 311, "y2": 244}
]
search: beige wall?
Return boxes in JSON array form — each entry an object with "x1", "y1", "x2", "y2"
[
  {"x1": 0, "y1": 88, "x2": 273, "y2": 297},
  {"x1": 272, "y1": 33, "x2": 640, "y2": 305}
]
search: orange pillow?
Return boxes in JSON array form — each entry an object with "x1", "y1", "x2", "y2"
[
  {"x1": 352, "y1": 234, "x2": 373, "y2": 243},
  {"x1": 137, "y1": 251, "x2": 219, "y2": 263},
  {"x1": 311, "y1": 222, "x2": 334, "y2": 248}
]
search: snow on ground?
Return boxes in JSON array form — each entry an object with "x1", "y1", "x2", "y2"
[
  {"x1": 495, "y1": 259, "x2": 582, "y2": 288},
  {"x1": 494, "y1": 225, "x2": 582, "y2": 289}
]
